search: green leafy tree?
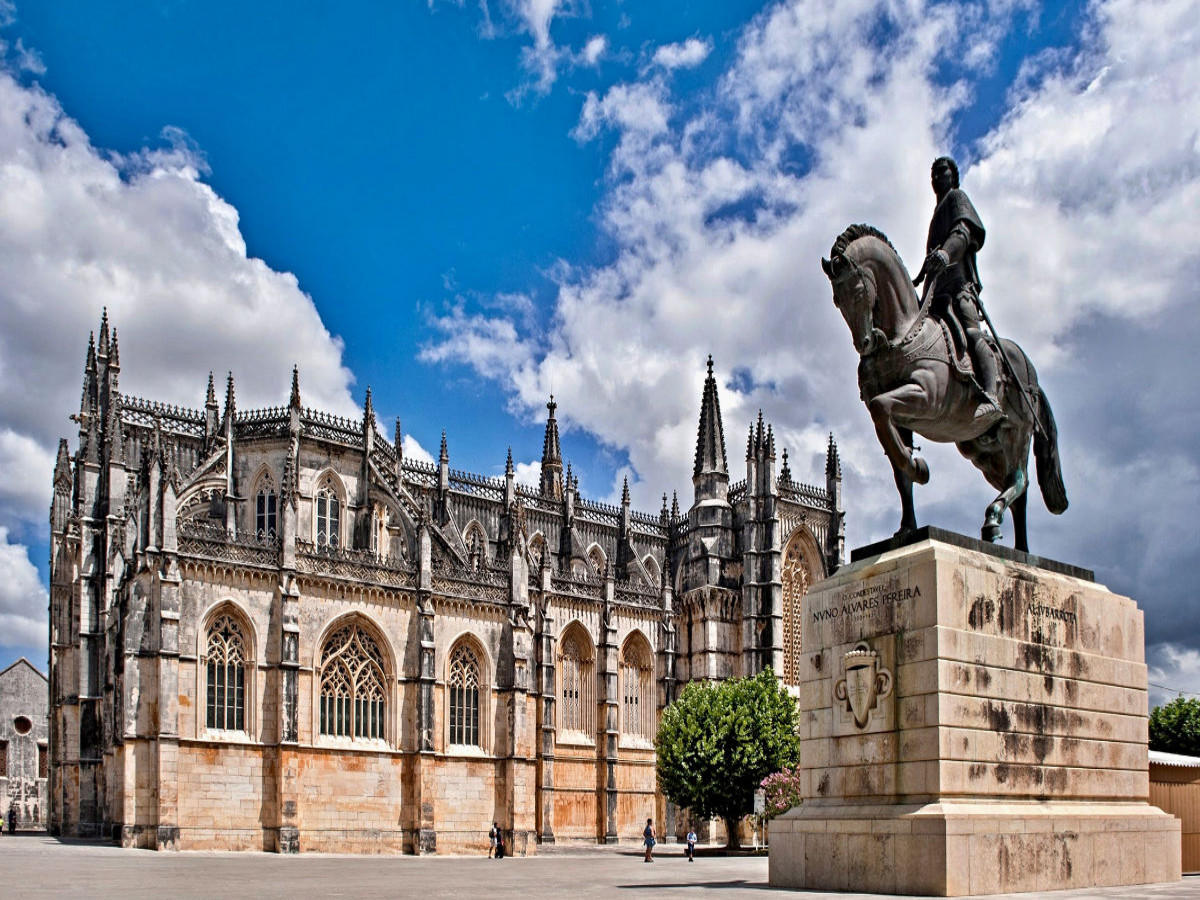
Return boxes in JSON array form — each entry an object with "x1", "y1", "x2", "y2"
[
  {"x1": 655, "y1": 669, "x2": 799, "y2": 848},
  {"x1": 1150, "y1": 697, "x2": 1200, "y2": 755}
]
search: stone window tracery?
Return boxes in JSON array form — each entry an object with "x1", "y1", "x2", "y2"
[
  {"x1": 315, "y1": 476, "x2": 342, "y2": 547},
  {"x1": 558, "y1": 626, "x2": 594, "y2": 738},
  {"x1": 528, "y1": 533, "x2": 546, "y2": 569},
  {"x1": 255, "y1": 473, "x2": 277, "y2": 540},
  {"x1": 588, "y1": 546, "x2": 606, "y2": 575},
  {"x1": 448, "y1": 642, "x2": 481, "y2": 747},
  {"x1": 465, "y1": 524, "x2": 488, "y2": 571},
  {"x1": 620, "y1": 634, "x2": 654, "y2": 740},
  {"x1": 319, "y1": 622, "x2": 386, "y2": 740},
  {"x1": 781, "y1": 531, "x2": 816, "y2": 687},
  {"x1": 643, "y1": 555, "x2": 661, "y2": 588},
  {"x1": 206, "y1": 613, "x2": 247, "y2": 731}
]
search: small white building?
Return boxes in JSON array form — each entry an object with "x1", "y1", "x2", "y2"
[{"x1": 0, "y1": 658, "x2": 49, "y2": 830}]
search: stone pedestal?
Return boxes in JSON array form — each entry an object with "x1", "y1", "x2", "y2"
[{"x1": 769, "y1": 529, "x2": 1180, "y2": 896}]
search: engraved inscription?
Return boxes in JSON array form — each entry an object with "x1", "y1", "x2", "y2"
[
  {"x1": 811, "y1": 582, "x2": 922, "y2": 624},
  {"x1": 1028, "y1": 603, "x2": 1076, "y2": 626}
]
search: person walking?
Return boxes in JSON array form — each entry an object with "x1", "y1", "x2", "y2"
[
  {"x1": 496, "y1": 827, "x2": 506, "y2": 860},
  {"x1": 686, "y1": 827, "x2": 697, "y2": 862},
  {"x1": 642, "y1": 818, "x2": 655, "y2": 863},
  {"x1": 488, "y1": 822, "x2": 499, "y2": 859}
]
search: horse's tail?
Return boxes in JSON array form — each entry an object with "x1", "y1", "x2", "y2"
[{"x1": 1034, "y1": 387, "x2": 1068, "y2": 515}]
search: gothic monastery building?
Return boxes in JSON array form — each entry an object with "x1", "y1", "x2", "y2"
[{"x1": 49, "y1": 312, "x2": 845, "y2": 853}]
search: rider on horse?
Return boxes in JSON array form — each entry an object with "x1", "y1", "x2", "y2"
[{"x1": 913, "y1": 156, "x2": 1004, "y2": 429}]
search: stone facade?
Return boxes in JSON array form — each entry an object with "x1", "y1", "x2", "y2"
[
  {"x1": 0, "y1": 658, "x2": 49, "y2": 830},
  {"x1": 49, "y1": 314, "x2": 844, "y2": 853}
]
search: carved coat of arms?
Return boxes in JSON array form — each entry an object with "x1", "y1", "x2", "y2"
[{"x1": 834, "y1": 641, "x2": 893, "y2": 729}]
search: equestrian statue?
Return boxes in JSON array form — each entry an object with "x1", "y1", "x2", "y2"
[{"x1": 821, "y1": 157, "x2": 1067, "y2": 552}]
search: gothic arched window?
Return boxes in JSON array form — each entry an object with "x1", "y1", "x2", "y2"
[
  {"x1": 558, "y1": 625, "x2": 595, "y2": 739},
  {"x1": 448, "y1": 642, "x2": 482, "y2": 747},
  {"x1": 319, "y1": 622, "x2": 387, "y2": 739},
  {"x1": 315, "y1": 476, "x2": 342, "y2": 548},
  {"x1": 620, "y1": 633, "x2": 654, "y2": 741},
  {"x1": 781, "y1": 529, "x2": 822, "y2": 687},
  {"x1": 206, "y1": 613, "x2": 247, "y2": 731},
  {"x1": 255, "y1": 473, "x2": 277, "y2": 540}
]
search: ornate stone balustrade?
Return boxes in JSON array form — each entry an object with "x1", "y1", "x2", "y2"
[{"x1": 178, "y1": 520, "x2": 280, "y2": 569}]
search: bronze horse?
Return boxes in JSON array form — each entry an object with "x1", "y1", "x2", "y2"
[{"x1": 822, "y1": 224, "x2": 1067, "y2": 551}]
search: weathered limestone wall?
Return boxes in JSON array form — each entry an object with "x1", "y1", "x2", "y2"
[
  {"x1": 175, "y1": 742, "x2": 271, "y2": 850},
  {"x1": 428, "y1": 756, "x2": 498, "y2": 853},
  {"x1": 613, "y1": 751, "x2": 656, "y2": 840},
  {"x1": 292, "y1": 746, "x2": 407, "y2": 853},
  {"x1": 0, "y1": 660, "x2": 49, "y2": 830},
  {"x1": 553, "y1": 751, "x2": 601, "y2": 839},
  {"x1": 771, "y1": 536, "x2": 1181, "y2": 896}
]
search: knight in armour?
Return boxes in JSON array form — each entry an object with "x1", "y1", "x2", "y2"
[{"x1": 913, "y1": 156, "x2": 1003, "y2": 428}]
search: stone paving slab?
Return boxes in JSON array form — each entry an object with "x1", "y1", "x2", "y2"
[{"x1": 0, "y1": 835, "x2": 1196, "y2": 900}]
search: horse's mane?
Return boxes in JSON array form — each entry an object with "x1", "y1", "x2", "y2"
[{"x1": 830, "y1": 224, "x2": 897, "y2": 259}]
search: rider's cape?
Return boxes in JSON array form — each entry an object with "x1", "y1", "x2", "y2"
[{"x1": 926, "y1": 188, "x2": 986, "y2": 293}]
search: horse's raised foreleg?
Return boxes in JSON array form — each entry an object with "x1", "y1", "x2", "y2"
[
  {"x1": 892, "y1": 426, "x2": 918, "y2": 535},
  {"x1": 868, "y1": 386, "x2": 931, "y2": 485},
  {"x1": 982, "y1": 467, "x2": 1028, "y2": 544}
]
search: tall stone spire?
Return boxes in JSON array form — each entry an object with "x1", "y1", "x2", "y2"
[
  {"x1": 363, "y1": 386, "x2": 375, "y2": 429},
  {"x1": 80, "y1": 331, "x2": 97, "y2": 418},
  {"x1": 289, "y1": 365, "x2": 301, "y2": 410},
  {"x1": 204, "y1": 372, "x2": 219, "y2": 446},
  {"x1": 693, "y1": 355, "x2": 728, "y2": 479},
  {"x1": 823, "y1": 433, "x2": 845, "y2": 573},
  {"x1": 540, "y1": 395, "x2": 563, "y2": 500},
  {"x1": 825, "y1": 432, "x2": 842, "y2": 480},
  {"x1": 97, "y1": 307, "x2": 111, "y2": 358},
  {"x1": 222, "y1": 372, "x2": 237, "y2": 436},
  {"x1": 692, "y1": 355, "x2": 729, "y2": 502}
]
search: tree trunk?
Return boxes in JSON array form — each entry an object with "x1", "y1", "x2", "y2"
[{"x1": 724, "y1": 816, "x2": 742, "y2": 850}]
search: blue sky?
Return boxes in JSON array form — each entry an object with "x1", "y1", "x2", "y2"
[{"x1": 0, "y1": 0, "x2": 1198, "y2": 706}]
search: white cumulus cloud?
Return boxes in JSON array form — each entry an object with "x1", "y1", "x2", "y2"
[
  {"x1": 423, "y1": 0, "x2": 1200, "y2": 695},
  {"x1": 651, "y1": 37, "x2": 712, "y2": 71},
  {"x1": 0, "y1": 67, "x2": 359, "y2": 658},
  {"x1": 0, "y1": 526, "x2": 47, "y2": 648}
]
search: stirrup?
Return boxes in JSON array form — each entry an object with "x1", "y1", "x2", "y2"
[{"x1": 974, "y1": 395, "x2": 1004, "y2": 429}]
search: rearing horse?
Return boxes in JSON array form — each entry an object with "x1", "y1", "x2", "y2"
[{"x1": 822, "y1": 224, "x2": 1067, "y2": 551}]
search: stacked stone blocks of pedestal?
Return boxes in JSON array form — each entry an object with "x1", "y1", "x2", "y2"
[{"x1": 769, "y1": 537, "x2": 1180, "y2": 896}]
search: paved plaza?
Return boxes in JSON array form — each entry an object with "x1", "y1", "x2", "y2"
[{"x1": 0, "y1": 835, "x2": 1197, "y2": 900}]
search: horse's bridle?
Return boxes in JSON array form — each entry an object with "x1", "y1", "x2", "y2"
[
  {"x1": 832, "y1": 253, "x2": 884, "y2": 355},
  {"x1": 833, "y1": 251, "x2": 931, "y2": 355}
]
